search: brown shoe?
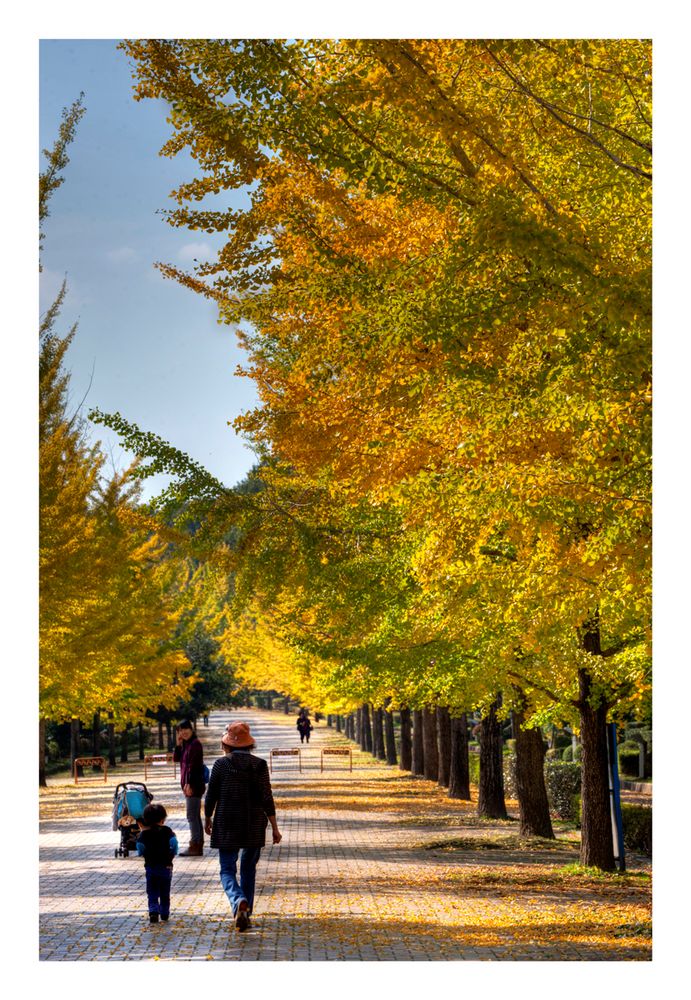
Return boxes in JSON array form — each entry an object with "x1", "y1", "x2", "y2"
[
  {"x1": 179, "y1": 841, "x2": 203, "y2": 857},
  {"x1": 235, "y1": 900, "x2": 250, "y2": 931}
]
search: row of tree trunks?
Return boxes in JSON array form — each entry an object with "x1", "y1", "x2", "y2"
[{"x1": 337, "y1": 699, "x2": 561, "y2": 852}]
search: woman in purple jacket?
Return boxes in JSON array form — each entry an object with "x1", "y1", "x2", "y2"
[{"x1": 173, "y1": 720, "x2": 206, "y2": 856}]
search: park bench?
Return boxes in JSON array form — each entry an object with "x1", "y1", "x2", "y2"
[
  {"x1": 269, "y1": 748, "x2": 302, "y2": 772},
  {"x1": 320, "y1": 747, "x2": 352, "y2": 772},
  {"x1": 143, "y1": 753, "x2": 178, "y2": 780},
  {"x1": 73, "y1": 756, "x2": 107, "y2": 785}
]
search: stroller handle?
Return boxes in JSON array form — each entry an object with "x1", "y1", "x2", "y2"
[{"x1": 113, "y1": 781, "x2": 151, "y2": 796}]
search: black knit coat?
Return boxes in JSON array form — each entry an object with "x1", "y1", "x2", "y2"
[{"x1": 204, "y1": 750, "x2": 276, "y2": 850}]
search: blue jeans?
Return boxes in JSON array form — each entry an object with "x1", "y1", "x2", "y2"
[
  {"x1": 218, "y1": 847, "x2": 262, "y2": 914},
  {"x1": 145, "y1": 865, "x2": 172, "y2": 917}
]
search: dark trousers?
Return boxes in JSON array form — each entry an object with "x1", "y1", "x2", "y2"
[
  {"x1": 186, "y1": 795, "x2": 203, "y2": 842},
  {"x1": 145, "y1": 865, "x2": 172, "y2": 917}
]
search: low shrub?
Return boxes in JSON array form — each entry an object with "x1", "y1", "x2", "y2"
[
  {"x1": 621, "y1": 804, "x2": 652, "y2": 855},
  {"x1": 562, "y1": 744, "x2": 582, "y2": 762},
  {"x1": 544, "y1": 760, "x2": 581, "y2": 820}
]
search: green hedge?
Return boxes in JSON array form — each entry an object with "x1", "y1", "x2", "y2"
[
  {"x1": 469, "y1": 751, "x2": 480, "y2": 785},
  {"x1": 544, "y1": 760, "x2": 581, "y2": 821},
  {"x1": 621, "y1": 804, "x2": 652, "y2": 855}
]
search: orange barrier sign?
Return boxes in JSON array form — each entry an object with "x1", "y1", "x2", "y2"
[
  {"x1": 320, "y1": 748, "x2": 352, "y2": 772},
  {"x1": 143, "y1": 753, "x2": 178, "y2": 780},
  {"x1": 73, "y1": 756, "x2": 107, "y2": 785},
  {"x1": 269, "y1": 748, "x2": 302, "y2": 772}
]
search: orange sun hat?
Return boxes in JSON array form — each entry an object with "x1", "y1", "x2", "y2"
[{"x1": 221, "y1": 722, "x2": 254, "y2": 748}]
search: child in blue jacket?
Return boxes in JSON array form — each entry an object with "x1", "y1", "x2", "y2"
[{"x1": 137, "y1": 803, "x2": 178, "y2": 923}]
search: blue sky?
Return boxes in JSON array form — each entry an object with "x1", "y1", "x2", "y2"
[{"x1": 40, "y1": 39, "x2": 259, "y2": 498}]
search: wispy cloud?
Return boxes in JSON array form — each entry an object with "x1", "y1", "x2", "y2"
[
  {"x1": 106, "y1": 246, "x2": 139, "y2": 264},
  {"x1": 177, "y1": 241, "x2": 214, "y2": 263}
]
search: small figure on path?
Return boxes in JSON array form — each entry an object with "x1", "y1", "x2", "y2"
[
  {"x1": 204, "y1": 721, "x2": 282, "y2": 931},
  {"x1": 297, "y1": 710, "x2": 313, "y2": 744},
  {"x1": 136, "y1": 802, "x2": 179, "y2": 923},
  {"x1": 173, "y1": 719, "x2": 206, "y2": 856}
]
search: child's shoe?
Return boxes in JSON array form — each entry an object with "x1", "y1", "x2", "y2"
[
  {"x1": 161, "y1": 915, "x2": 169, "y2": 922},
  {"x1": 149, "y1": 912, "x2": 159, "y2": 923}
]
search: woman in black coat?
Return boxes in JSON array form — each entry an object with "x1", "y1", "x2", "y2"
[{"x1": 204, "y1": 721, "x2": 282, "y2": 931}]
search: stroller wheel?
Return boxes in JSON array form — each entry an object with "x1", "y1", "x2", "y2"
[
  {"x1": 114, "y1": 849, "x2": 119, "y2": 858},
  {"x1": 124, "y1": 849, "x2": 129, "y2": 857}
]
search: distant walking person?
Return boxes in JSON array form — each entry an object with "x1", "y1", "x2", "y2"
[
  {"x1": 297, "y1": 710, "x2": 313, "y2": 744},
  {"x1": 204, "y1": 721, "x2": 282, "y2": 931},
  {"x1": 136, "y1": 802, "x2": 178, "y2": 923},
  {"x1": 173, "y1": 720, "x2": 206, "y2": 856}
]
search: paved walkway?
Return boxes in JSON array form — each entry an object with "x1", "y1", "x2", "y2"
[{"x1": 39, "y1": 709, "x2": 651, "y2": 961}]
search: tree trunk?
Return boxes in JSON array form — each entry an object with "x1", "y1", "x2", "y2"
[
  {"x1": 578, "y1": 666, "x2": 615, "y2": 870},
  {"x1": 39, "y1": 717, "x2": 47, "y2": 788},
  {"x1": 477, "y1": 700, "x2": 507, "y2": 819},
  {"x1": 70, "y1": 718, "x2": 81, "y2": 777},
  {"x1": 108, "y1": 715, "x2": 117, "y2": 766},
  {"x1": 513, "y1": 709, "x2": 554, "y2": 838},
  {"x1": 157, "y1": 719, "x2": 164, "y2": 750},
  {"x1": 120, "y1": 723, "x2": 130, "y2": 763},
  {"x1": 336, "y1": 715, "x2": 342, "y2": 733},
  {"x1": 436, "y1": 706, "x2": 451, "y2": 788},
  {"x1": 138, "y1": 723, "x2": 146, "y2": 761},
  {"x1": 283, "y1": 696, "x2": 290, "y2": 714},
  {"x1": 92, "y1": 711, "x2": 101, "y2": 766},
  {"x1": 399, "y1": 708, "x2": 412, "y2": 771},
  {"x1": 373, "y1": 707, "x2": 386, "y2": 760},
  {"x1": 371, "y1": 707, "x2": 380, "y2": 757},
  {"x1": 267, "y1": 693, "x2": 273, "y2": 710},
  {"x1": 356, "y1": 707, "x2": 364, "y2": 749},
  {"x1": 422, "y1": 707, "x2": 439, "y2": 782},
  {"x1": 165, "y1": 719, "x2": 172, "y2": 750},
  {"x1": 384, "y1": 709, "x2": 397, "y2": 765},
  {"x1": 361, "y1": 703, "x2": 373, "y2": 754},
  {"x1": 411, "y1": 709, "x2": 424, "y2": 776},
  {"x1": 448, "y1": 714, "x2": 471, "y2": 800}
]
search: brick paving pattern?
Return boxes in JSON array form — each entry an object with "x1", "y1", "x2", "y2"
[{"x1": 39, "y1": 709, "x2": 651, "y2": 961}]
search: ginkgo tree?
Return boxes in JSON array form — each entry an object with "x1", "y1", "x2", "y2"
[
  {"x1": 39, "y1": 102, "x2": 197, "y2": 783},
  {"x1": 112, "y1": 39, "x2": 651, "y2": 869}
]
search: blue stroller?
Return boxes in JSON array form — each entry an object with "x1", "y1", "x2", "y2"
[{"x1": 112, "y1": 781, "x2": 153, "y2": 857}]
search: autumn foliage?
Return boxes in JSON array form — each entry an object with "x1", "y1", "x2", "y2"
[{"x1": 108, "y1": 40, "x2": 651, "y2": 868}]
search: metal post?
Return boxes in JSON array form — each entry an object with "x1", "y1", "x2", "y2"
[{"x1": 606, "y1": 722, "x2": 626, "y2": 872}]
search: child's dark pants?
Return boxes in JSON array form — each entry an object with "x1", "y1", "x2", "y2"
[{"x1": 145, "y1": 865, "x2": 172, "y2": 918}]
